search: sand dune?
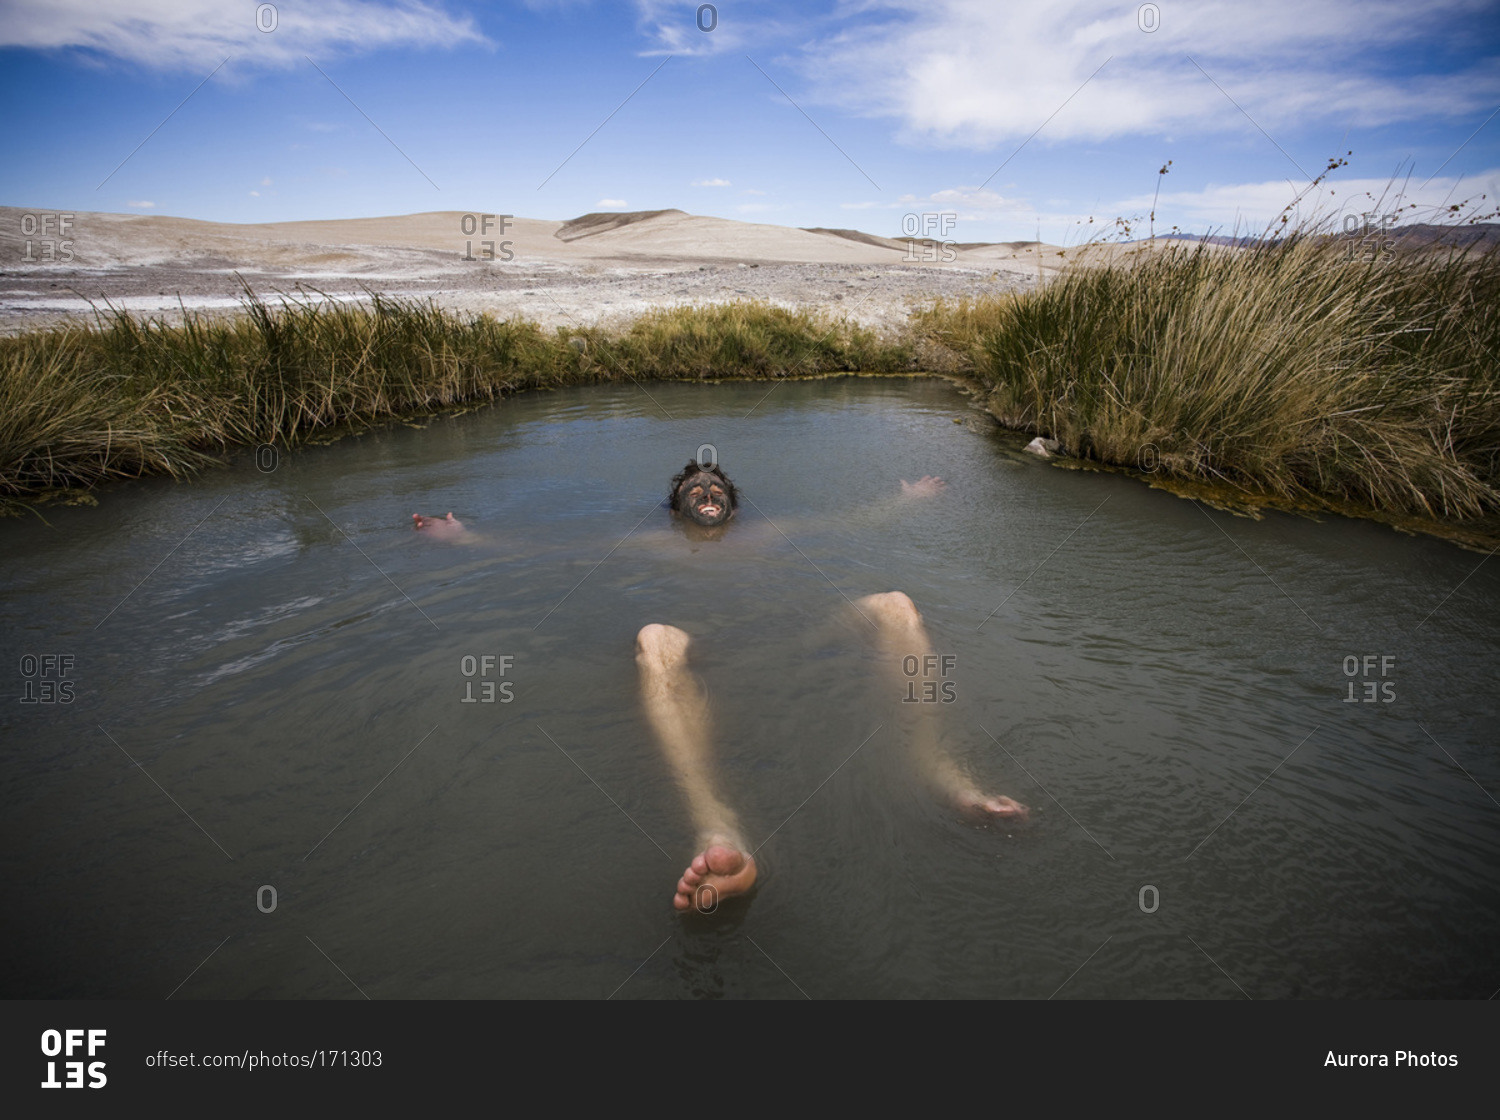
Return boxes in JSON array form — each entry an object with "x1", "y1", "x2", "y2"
[
  {"x1": 0, "y1": 205, "x2": 1070, "y2": 335},
  {"x1": 554, "y1": 208, "x2": 683, "y2": 241}
]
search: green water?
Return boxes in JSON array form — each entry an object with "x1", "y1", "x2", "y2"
[{"x1": 2, "y1": 377, "x2": 1496, "y2": 998}]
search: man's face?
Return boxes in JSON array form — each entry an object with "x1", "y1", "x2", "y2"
[{"x1": 677, "y1": 472, "x2": 732, "y2": 527}]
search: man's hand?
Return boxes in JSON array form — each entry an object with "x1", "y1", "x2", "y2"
[{"x1": 900, "y1": 476, "x2": 946, "y2": 498}]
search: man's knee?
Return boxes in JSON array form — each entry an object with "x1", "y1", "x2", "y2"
[
  {"x1": 636, "y1": 622, "x2": 690, "y2": 661},
  {"x1": 859, "y1": 590, "x2": 920, "y2": 626}
]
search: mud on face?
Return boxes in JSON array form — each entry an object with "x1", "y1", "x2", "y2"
[{"x1": 668, "y1": 460, "x2": 738, "y2": 527}]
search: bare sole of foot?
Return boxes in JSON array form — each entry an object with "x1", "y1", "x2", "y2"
[
  {"x1": 955, "y1": 790, "x2": 1030, "y2": 823},
  {"x1": 674, "y1": 844, "x2": 757, "y2": 913}
]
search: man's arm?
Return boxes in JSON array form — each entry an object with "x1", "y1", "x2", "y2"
[
  {"x1": 743, "y1": 475, "x2": 947, "y2": 540},
  {"x1": 847, "y1": 475, "x2": 948, "y2": 527},
  {"x1": 900, "y1": 476, "x2": 946, "y2": 499}
]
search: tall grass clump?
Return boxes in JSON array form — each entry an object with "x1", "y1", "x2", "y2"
[
  {"x1": 608, "y1": 301, "x2": 910, "y2": 378},
  {"x1": 1, "y1": 293, "x2": 910, "y2": 508},
  {"x1": 0, "y1": 292, "x2": 568, "y2": 506},
  {"x1": 916, "y1": 237, "x2": 1500, "y2": 519},
  {"x1": 0, "y1": 326, "x2": 220, "y2": 493}
]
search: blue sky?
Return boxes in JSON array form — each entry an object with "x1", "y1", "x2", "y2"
[{"x1": 2, "y1": 0, "x2": 1497, "y2": 243}]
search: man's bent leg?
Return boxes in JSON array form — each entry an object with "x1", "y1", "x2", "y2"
[
  {"x1": 635, "y1": 624, "x2": 758, "y2": 910},
  {"x1": 854, "y1": 592, "x2": 1029, "y2": 821}
]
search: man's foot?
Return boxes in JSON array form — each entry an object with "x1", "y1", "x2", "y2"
[
  {"x1": 673, "y1": 844, "x2": 757, "y2": 912},
  {"x1": 955, "y1": 789, "x2": 1030, "y2": 822}
]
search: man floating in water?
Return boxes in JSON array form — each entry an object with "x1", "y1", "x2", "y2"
[{"x1": 639, "y1": 459, "x2": 1028, "y2": 913}]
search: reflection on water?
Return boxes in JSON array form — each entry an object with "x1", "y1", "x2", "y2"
[{"x1": 2, "y1": 377, "x2": 1497, "y2": 999}]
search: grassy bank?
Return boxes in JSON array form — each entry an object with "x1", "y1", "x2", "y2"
[
  {"x1": 914, "y1": 237, "x2": 1500, "y2": 522},
  {"x1": 4, "y1": 238, "x2": 1499, "y2": 545},
  {"x1": 0, "y1": 294, "x2": 911, "y2": 509}
]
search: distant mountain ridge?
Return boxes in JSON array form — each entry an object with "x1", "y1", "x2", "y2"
[{"x1": 1151, "y1": 223, "x2": 1500, "y2": 250}]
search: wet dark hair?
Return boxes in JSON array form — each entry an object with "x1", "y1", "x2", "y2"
[{"x1": 667, "y1": 460, "x2": 739, "y2": 514}]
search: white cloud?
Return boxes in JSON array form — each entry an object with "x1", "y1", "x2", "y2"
[
  {"x1": 0, "y1": 0, "x2": 490, "y2": 71},
  {"x1": 692, "y1": 177, "x2": 732, "y2": 187},
  {"x1": 798, "y1": 1, "x2": 1500, "y2": 147},
  {"x1": 126, "y1": 200, "x2": 155, "y2": 208},
  {"x1": 840, "y1": 186, "x2": 1021, "y2": 221},
  {"x1": 596, "y1": 198, "x2": 628, "y2": 208},
  {"x1": 249, "y1": 190, "x2": 260, "y2": 197},
  {"x1": 959, "y1": 169, "x2": 1500, "y2": 243},
  {"x1": 899, "y1": 187, "x2": 1012, "y2": 213}
]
